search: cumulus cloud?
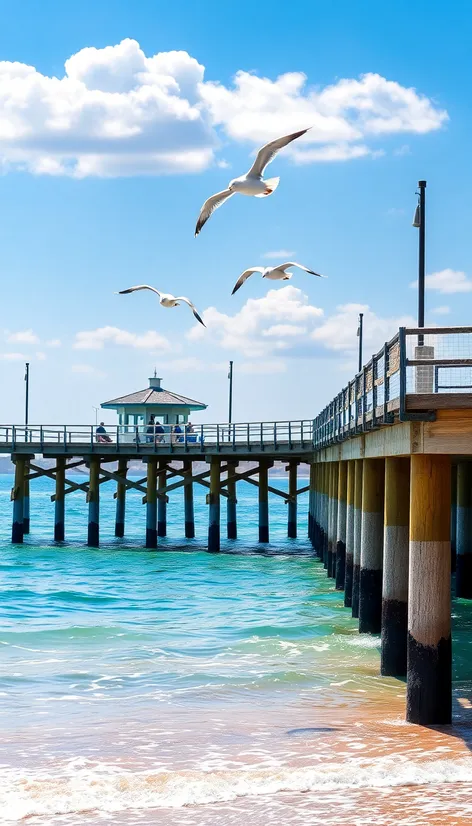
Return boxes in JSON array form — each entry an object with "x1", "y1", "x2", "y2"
[
  {"x1": 74, "y1": 325, "x2": 171, "y2": 351},
  {"x1": 45, "y1": 338, "x2": 62, "y2": 348},
  {"x1": 187, "y1": 286, "x2": 323, "y2": 358},
  {"x1": 431, "y1": 305, "x2": 451, "y2": 315},
  {"x1": 311, "y1": 302, "x2": 416, "y2": 356},
  {"x1": 0, "y1": 39, "x2": 448, "y2": 177},
  {"x1": 72, "y1": 364, "x2": 105, "y2": 376},
  {"x1": 262, "y1": 250, "x2": 296, "y2": 260},
  {"x1": 410, "y1": 269, "x2": 472, "y2": 294},
  {"x1": 35, "y1": 351, "x2": 46, "y2": 361},
  {"x1": 6, "y1": 329, "x2": 39, "y2": 344},
  {"x1": 0, "y1": 352, "x2": 25, "y2": 361}
]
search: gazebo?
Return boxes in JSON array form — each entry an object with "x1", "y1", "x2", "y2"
[{"x1": 101, "y1": 373, "x2": 207, "y2": 433}]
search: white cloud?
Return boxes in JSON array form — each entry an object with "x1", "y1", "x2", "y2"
[
  {"x1": 431, "y1": 305, "x2": 451, "y2": 315},
  {"x1": 187, "y1": 286, "x2": 323, "y2": 358},
  {"x1": 35, "y1": 351, "x2": 46, "y2": 361},
  {"x1": 0, "y1": 40, "x2": 448, "y2": 177},
  {"x1": 311, "y1": 302, "x2": 416, "y2": 356},
  {"x1": 239, "y1": 360, "x2": 287, "y2": 374},
  {"x1": 0, "y1": 352, "x2": 25, "y2": 361},
  {"x1": 394, "y1": 144, "x2": 411, "y2": 156},
  {"x1": 262, "y1": 250, "x2": 295, "y2": 260},
  {"x1": 74, "y1": 325, "x2": 171, "y2": 351},
  {"x1": 72, "y1": 364, "x2": 105, "y2": 376},
  {"x1": 6, "y1": 329, "x2": 39, "y2": 344},
  {"x1": 166, "y1": 357, "x2": 227, "y2": 372},
  {"x1": 410, "y1": 269, "x2": 472, "y2": 294},
  {"x1": 46, "y1": 338, "x2": 61, "y2": 348}
]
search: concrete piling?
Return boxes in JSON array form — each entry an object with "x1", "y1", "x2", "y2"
[
  {"x1": 323, "y1": 463, "x2": 330, "y2": 568},
  {"x1": 23, "y1": 460, "x2": 30, "y2": 534},
  {"x1": 115, "y1": 457, "x2": 127, "y2": 538},
  {"x1": 288, "y1": 461, "x2": 298, "y2": 538},
  {"x1": 184, "y1": 460, "x2": 195, "y2": 539},
  {"x1": 11, "y1": 456, "x2": 26, "y2": 544},
  {"x1": 146, "y1": 457, "x2": 158, "y2": 549},
  {"x1": 359, "y1": 458, "x2": 384, "y2": 634},
  {"x1": 158, "y1": 460, "x2": 167, "y2": 538},
  {"x1": 456, "y1": 461, "x2": 472, "y2": 598},
  {"x1": 259, "y1": 461, "x2": 270, "y2": 543},
  {"x1": 351, "y1": 459, "x2": 363, "y2": 619},
  {"x1": 87, "y1": 456, "x2": 100, "y2": 547},
  {"x1": 54, "y1": 457, "x2": 65, "y2": 541},
  {"x1": 407, "y1": 454, "x2": 451, "y2": 725},
  {"x1": 381, "y1": 457, "x2": 410, "y2": 676},
  {"x1": 344, "y1": 460, "x2": 355, "y2": 607},
  {"x1": 335, "y1": 461, "x2": 347, "y2": 590},
  {"x1": 208, "y1": 457, "x2": 221, "y2": 552},
  {"x1": 328, "y1": 462, "x2": 338, "y2": 578}
]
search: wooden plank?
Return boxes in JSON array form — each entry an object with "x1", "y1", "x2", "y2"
[
  {"x1": 406, "y1": 394, "x2": 472, "y2": 410},
  {"x1": 405, "y1": 326, "x2": 472, "y2": 335}
]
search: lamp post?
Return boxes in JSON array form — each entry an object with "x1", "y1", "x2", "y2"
[
  {"x1": 357, "y1": 313, "x2": 363, "y2": 373},
  {"x1": 413, "y1": 180, "x2": 427, "y2": 346},
  {"x1": 92, "y1": 406, "x2": 99, "y2": 425},
  {"x1": 24, "y1": 362, "x2": 29, "y2": 441},
  {"x1": 228, "y1": 360, "x2": 234, "y2": 425}
]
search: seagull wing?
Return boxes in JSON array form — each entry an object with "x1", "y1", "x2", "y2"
[
  {"x1": 247, "y1": 128, "x2": 311, "y2": 178},
  {"x1": 278, "y1": 262, "x2": 326, "y2": 278},
  {"x1": 195, "y1": 189, "x2": 234, "y2": 236},
  {"x1": 231, "y1": 267, "x2": 265, "y2": 295},
  {"x1": 117, "y1": 285, "x2": 162, "y2": 296},
  {"x1": 175, "y1": 297, "x2": 206, "y2": 327}
]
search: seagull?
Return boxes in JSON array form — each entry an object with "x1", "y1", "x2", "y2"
[
  {"x1": 117, "y1": 285, "x2": 206, "y2": 326},
  {"x1": 195, "y1": 128, "x2": 311, "y2": 236},
  {"x1": 232, "y1": 262, "x2": 326, "y2": 295}
]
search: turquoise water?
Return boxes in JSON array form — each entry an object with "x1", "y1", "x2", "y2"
[{"x1": 2, "y1": 473, "x2": 472, "y2": 824}]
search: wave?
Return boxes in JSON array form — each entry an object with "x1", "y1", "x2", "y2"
[{"x1": 3, "y1": 756, "x2": 472, "y2": 821}]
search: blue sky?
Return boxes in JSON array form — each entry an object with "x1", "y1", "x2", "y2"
[{"x1": 0, "y1": 0, "x2": 471, "y2": 425}]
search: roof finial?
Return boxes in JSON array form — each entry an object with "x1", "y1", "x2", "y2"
[{"x1": 154, "y1": 367, "x2": 157, "y2": 378}]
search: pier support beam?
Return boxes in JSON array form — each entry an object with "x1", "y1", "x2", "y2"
[
  {"x1": 208, "y1": 457, "x2": 221, "y2": 552},
  {"x1": 381, "y1": 458, "x2": 410, "y2": 676},
  {"x1": 23, "y1": 460, "x2": 30, "y2": 534},
  {"x1": 359, "y1": 458, "x2": 384, "y2": 634},
  {"x1": 11, "y1": 456, "x2": 26, "y2": 544},
  {"x1": 352, "y1": 459, "x2": 363, "y2": 619},
  {"x1": 451, "y1": 464, "x2": 457, "y2": 574},
  {"x1": 54, "y1": 457, "x2": 65, "y2": 541},
  {"x1": 344, "y1": 461, "x2": 355, "y2": 607},
  {"x1": 320, "y1": 464, "x2": 327, "y2": 561},
  {"x1": 308, "y1": 464, "x2": 315, "y2": 546},
  {"x1": 259, "y1": 461, "x2": 270, "y2": 543},
  {"x1": 115, "y1": 458, "x2": 127, "y2": 538},
  {"x1": 456, "y1": 461, "x2": 472, "y2": 598},
  {"x1": 184, "y1": 460, "x2": 195, "y2": 539},
  {"x1": 288, "y1": 461, "x2": 298, "y2": 538},
  {"x1": 87, "y1": 456, "x2": 100, "y2": 547},
  {"x1": 146, "y1": 458, "x2": 158, "y2": 549},
  {"x1": 323, "y1": 463, "x2": 331, "y2": 568},
  {"x1": 226, "y1": 461, "x2": 238, "y2": 540},
  {"x1": 158, "y1": 460, "x2": 167, "y2": 538},
  {"x1": 328, "y1": 462, "x2": 338, "y2": 578},
  {"x1": 336, "y1": 461, "x2": 347, "y2": 590},
  {"x1": 407, "y1": 454, "x2": 451, "y2": 725}
]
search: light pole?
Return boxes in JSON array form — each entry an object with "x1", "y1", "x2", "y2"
[
  {"x1": 357, "y1": 313, "x2": 363, "y2": 373},
  {"x1": 92, "y1": 406, "x2": 99, "y2": 425},
  {"x1": 228, "y1": 361, "x2": 234, "y2": 425},
  {"x1": 412, "y1": 180, "x2": 426, "y2": 346},
  {"x1": 24, "y1": 362, "x2": 30, "y2": 440}
]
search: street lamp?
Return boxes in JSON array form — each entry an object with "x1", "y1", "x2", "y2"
[
  {"x1": 357, "y1": 313, "x2": 364, "y2": 373},
  {"x1": 412, "y1": 180, "x2": 427, "y2": 346},
  {"x1": 228, "y1": 361, "x2": 234, "y2": 424},
  {"x1": 24, "y1": 362, "x2": 30, "y2": 441},
  {"x1": 92, "y1": 406, "x2": 99, "y2": 425}
]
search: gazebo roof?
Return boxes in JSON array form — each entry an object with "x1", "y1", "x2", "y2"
[{"x1": 101, "y1": 379, "x2": 206, "y2": 410}]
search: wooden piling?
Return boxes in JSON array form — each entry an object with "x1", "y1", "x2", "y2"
[
  {"x1": 288, "y1": 461, "x2": 298, "y2": 538},
  {"x1": 146, "y1": 457, "x2": 158, "y2": 549},
  {"x1": 54, "y1": 457, "x2": 65, "y2": 541},
  {"x1": 344, "y1": 460, "x2": 355, "y2": 607},
  {"x1": 115, "y1": 457, "x2": 127, "y2": 538},
  {"x1": 23, "y1": 459, "x2": 30, "y2": 534},
  {"x1": 407, "y1": 454, "x2": 451, "y2": 725},
  {"x1": 381, "y1": 457, "x2": 410, "y2": 676},
  {"x1": 208, "y1": 457, "x2": 221, "y2": 552},
  {"x1": 184, "y1": 459, "x2": 195, "y2": 539},
  {"x1": 328, "y1": 463, "x2": 339, "y2": 577},
  {"x1": 336, "y1": 461, "x2": 348, "y2": 590},
  {"x1": 87, "y1": 456, "x2": 100, "y2": 547},
  {"x1": 11, "y1": 456, "x2": 26, "y2": 544},
  {"x1": 456, "y1": 462, "x2": 472, "y2": 598},
  {"x1": 158, "y1": 460, "x2": 167, "y2": 538},
  {"x1": 351, "y1": 459, "x2": 363, "y2": 619},
  {"x1": 259, "y1": 461, "x2": 269, "y2": 543},
  {"x1": 359, "y1": 458, "x2": 384, "y2": 634}
]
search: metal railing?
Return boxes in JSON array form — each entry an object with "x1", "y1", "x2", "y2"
[
  {"x1": 0, "y1": 420, "x2": 315, "y2": 453},
  {"x1": 314, "y1": 326, "x2": 472, "y2": 449}
]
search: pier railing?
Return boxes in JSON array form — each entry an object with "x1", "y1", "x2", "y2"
[
  {"x1": 0, "y1": 419, "x2": 315, "y2": 453},
  {"x1": 314, "y1": 326, "x2": 472, "y2": 448}
]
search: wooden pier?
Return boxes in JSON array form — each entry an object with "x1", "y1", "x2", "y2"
[{"x1": 3, "y1": 325, "x2": 472, "y2": 725}]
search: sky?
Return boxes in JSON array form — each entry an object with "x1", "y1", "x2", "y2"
[{"x1": 0, "y1": 0, "x2": 471, "y2": 425}]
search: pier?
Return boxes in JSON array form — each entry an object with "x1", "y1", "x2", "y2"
[{"x1": 3, "y1": 324, "x2": 472, "y2": 725}]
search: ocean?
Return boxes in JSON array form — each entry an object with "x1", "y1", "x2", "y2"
[{"x1": 1, "y1": 473, "x2": 472, "y2": 824}]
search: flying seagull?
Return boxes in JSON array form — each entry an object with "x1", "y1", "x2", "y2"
[
  {"x1": 117, "y1": 285, "x2": 206, "y2": 326},
  {"x1": 195, "y1": 128, "x2": 311, "y2": 236},
  {"x1": 232, "y1": 262, "x2": 326, "y2": 295}
]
